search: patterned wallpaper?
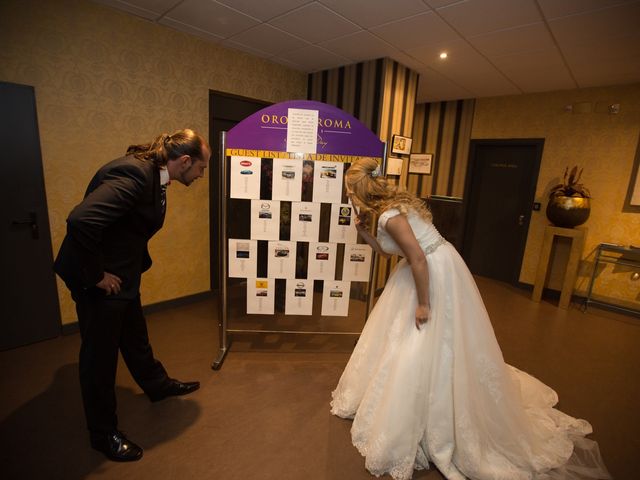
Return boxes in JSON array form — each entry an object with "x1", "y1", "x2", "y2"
[
  {"x1": 472, "y1": 84, "x2": 640, "y2": 306},
  {"x1": 0, "y1": 0, "x2": 307, "y2": 324}
]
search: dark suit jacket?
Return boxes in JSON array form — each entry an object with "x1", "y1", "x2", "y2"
[{"x1": 54, "y1": 155, "x2": 165, "y2": 299}]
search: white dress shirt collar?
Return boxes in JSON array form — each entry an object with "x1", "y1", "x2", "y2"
[{"x1": 160, "y1": 167, "x2": 170, "y2": 186}]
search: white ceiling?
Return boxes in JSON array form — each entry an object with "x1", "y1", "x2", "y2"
[{"x1": 94, "y1": 0, "x2": 640, "y2": 103}]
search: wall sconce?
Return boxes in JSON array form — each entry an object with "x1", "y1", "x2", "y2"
[{"x1": 609, "y1": 103, "x2": 620, "y2": 114}]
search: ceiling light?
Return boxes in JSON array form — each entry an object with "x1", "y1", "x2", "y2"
[{"x1": 439, "y1": 52, "x2": 448, "y2": 59}]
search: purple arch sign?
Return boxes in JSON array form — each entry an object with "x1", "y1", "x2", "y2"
[{"x1": 225, "y1": 100, "x2": 384, "y2": 161}]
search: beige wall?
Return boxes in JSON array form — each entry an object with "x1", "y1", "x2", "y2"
[
  {"x1": 0, "y1": 0, "x2": 307, "y2": 324},
  {"x1": 472, "y1": 84, "x2": 640, "y2": 306}
]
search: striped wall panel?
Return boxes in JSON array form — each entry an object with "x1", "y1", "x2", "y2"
[
  {"x1": 308, "y1": 59, "x2": 418, "y2": 147},
  {"x1": 308, "y1": 59, "x2": 385, "y2": 134},
  {"x1": 409, "y1": 99, "x2": 475, "y2": 198}
]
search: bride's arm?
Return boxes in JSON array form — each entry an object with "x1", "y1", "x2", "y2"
[
  {"x1": 384, "y1": 214, "x2": 430, "y2": 329},
  {"x1": 355, "y1": 217, "x2": 390, "y2": 258}
]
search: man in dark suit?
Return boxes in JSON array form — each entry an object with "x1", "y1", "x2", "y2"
[{"x1": 54, "y1": 129, "x2": 210, "y2": 462}]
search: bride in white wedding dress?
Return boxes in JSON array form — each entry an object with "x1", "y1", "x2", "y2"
[{"x1": 331, "y1": 158, "x2": 611, "y2": 480}]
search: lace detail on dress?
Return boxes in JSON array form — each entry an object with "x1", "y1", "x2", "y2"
[
  {"x1": 476, "y1": 354, "x2": 504, "y2": 404},
  {"x1": 353, "y1": 431, "x2": 419, "y2": 480}
]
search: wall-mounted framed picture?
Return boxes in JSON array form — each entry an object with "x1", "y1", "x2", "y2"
[
  {"x1": 623, "y1": 132, "x2": 640, "y2": 212},
  {"x1": 409, "y1": 153, "x2": 433, "y2": 175},
  {"x1": 391, "y1": 134, "x2": 412, "y2": 155},
  {"x1": 386, "y1": 157, "x2": 404, "y2": 176}
]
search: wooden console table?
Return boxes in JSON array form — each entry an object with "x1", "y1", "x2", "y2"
[{"x1": 532, "y1": 225, "x2": 586, "y2": 309}]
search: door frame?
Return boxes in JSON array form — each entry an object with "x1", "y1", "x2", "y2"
[
  {"x1": 461, "y1": 138, "x2": 544, "y2": 284},
  {"x1": 209, "y1": 90, "x2": 270, "y2": 291}
]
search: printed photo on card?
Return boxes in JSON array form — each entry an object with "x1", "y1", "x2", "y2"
[
  {"x1": 272, "y1": 159, "x2": 302, "y2": 201},
  {"x1": 312, "y1": 161, "x2": 344, "y2": 203},
  {"x1": 285, "y1": 279, "x2": 313, "y2": 315},
  {"x1": 267, "y1": 241, "x2": 296, "y2": 279},
  {"x1": 247, "y1": 278, "x2": 275, "y2": 314},
  {"x1": 290, "y1": 201, "x2": 321, "y2": 241},
  {"x1": 342, "y1": 244, "x2": 372, "y2": 282},
  {"x1": 321, "y1": 281, "x2": 350, "y2": 316},
  {"x1": 251, "y1": 200, "x2": 280, "y2": 240},
  {"x1": 329, "y1": 203, "x2": 358, "y2": 244},
  {"x1": 307, "y1": 242, "x2": 337, "y2": 280},
  {"x1": 228, "y1": 239, "x2": 257, "y2": 278},
  {"x1": 230, "y1": 156, "x2": 261, "y2": 199}
]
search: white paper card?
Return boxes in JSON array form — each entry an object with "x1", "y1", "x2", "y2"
[
  {"x1": 387, "y1": 156, "x2": 403, "y2": 176},
  {"x1": 230, "y1": 156, "x2": 261, "y2": 199},
  {"x1": 329, "y1": 203, "x2": 358, "y2": 244},
  {"x1": 286, "y1": 108, "x2": 318, "y2": 154},
  {"x1": 228, "y1": 239, "x2": 257, "y2": 278},
  {"x1": 312, "y1": 161, "x2": 344, "y2": 203},
  {"x1": 307, "y1": 242, "x2": 337, "y2": 280},
  {"x1": 290, "y1": 201, "x2": 321, "y2": 241},
  {"x1": 285, "y1": 279, "x2": 314, "y2": 315},
  {"x1": 267, "y1": 241, "x2": 296, "y2": 279},
  {"x1": 272, "y1": 159, "x2": 303, "y2": 201},
  {"x1": 342, "y1": 244, "x2": 373, "y2": 282},
  {"x1": 247, "y1": 278, "x2": 275, "y2": 314},
  {"x1": 250, "y1": 200, "x2": 280, "y2": 240},
  {"x1": 321, "y1": 280, "x2": 350, "y2": 316}
]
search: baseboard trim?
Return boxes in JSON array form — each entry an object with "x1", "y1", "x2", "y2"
[
  {"x1": 142, "y1": 290, "x2": 216, "y2": 314},
  {"x1": 60, "y1": 290, "x2": 217, "y2": 335},
  {"x1": 61, "y1": 322, "x2": 79, "y2": 335},
  {"x1": 516, "y1": 281, "x2": 586, "y2": 304}
]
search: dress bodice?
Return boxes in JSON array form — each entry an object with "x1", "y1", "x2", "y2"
[{"x1": 377, "y1": 208, "x2": 445, "y2": 257}]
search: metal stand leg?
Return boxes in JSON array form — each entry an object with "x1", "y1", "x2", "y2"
[{"x1": 212, "y1": 339, "x2": 232, "y2": 370}]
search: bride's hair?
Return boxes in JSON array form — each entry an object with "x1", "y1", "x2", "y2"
[{"x1": 345, "y1": 157, "x2": 432, "y2": 221}]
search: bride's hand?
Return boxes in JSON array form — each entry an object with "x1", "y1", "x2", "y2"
[
  {"x1": 415, "y1": 304, "x2": 430, "y2": 330},
  {"x1": 354, "y1": 213, "x2": 369, "y2": 231}
]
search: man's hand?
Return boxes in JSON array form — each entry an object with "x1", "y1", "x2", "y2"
[
  {"x1": 96, "y1": 272, "x2": 122, "y2": 295},
  {"x1": 415, "y1": 303, "x2": 430, "y2": 330}
]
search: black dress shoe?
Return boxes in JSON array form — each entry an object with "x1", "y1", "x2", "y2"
[
  {"x1": 149, "y1": 379, "x2": 200, "y2": 402},
  {"x1": 90, "y1": 430, "x2": 143, "y2": 462}
]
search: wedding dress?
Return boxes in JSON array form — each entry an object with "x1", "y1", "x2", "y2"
[{"x1": 331, "y1": 208, "x2": 610, "y2": 480}]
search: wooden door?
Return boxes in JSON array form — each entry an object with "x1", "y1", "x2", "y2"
[
  {"x1": 1, "y1": 82, "x2": 61, "y2": 350},
  {"x1": 462, "y1": 139, "x2": 543, "y2": 284}
]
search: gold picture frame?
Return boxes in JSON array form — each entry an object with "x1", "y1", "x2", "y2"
[{"x1": 391, "y1": 134, "x2": 412, "y2": 155}]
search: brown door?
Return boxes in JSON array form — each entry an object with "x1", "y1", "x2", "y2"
[
  {"x1": 462, "y1": 139, "x2": 543, "y2": 284},
  {"x1": 1, "y1": 82, "x2": 61, "y2": 350},
  {"x1": 209, "y1": 91, "x2": 270, "y2": 290}
]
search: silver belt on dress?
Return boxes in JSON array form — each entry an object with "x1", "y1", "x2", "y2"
[{"x1": 423, "y1": 236, "x2": 447, "y2": 255}]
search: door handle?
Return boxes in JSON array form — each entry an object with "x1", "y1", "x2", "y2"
[
  {"x1": 11, "y1": 211, "x2": 39, "y2": 239},
  {"x1": 518, "y1": 214, "x2": 525, "y2": 226}
]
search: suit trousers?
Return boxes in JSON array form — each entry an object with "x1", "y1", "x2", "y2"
[{"x1": 72, "y1": 288, "x2": 169, "y2": 434}]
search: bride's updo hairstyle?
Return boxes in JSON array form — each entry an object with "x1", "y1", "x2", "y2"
[{"x1": 345, "y1": 157, "x2": 431, "y2": 221}]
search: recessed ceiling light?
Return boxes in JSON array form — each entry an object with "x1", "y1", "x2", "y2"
[{"x1": 439, "y1": 52, "x2": 448, "y2": 59}]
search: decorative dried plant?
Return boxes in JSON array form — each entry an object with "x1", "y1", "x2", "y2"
[{"x1": 549, "y1": 166, "x2": 591, "y2": 198}]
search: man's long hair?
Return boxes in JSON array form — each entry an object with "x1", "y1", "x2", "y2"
[{"x1": 126, "y1": 129, "x2": 208, "y2": 167}]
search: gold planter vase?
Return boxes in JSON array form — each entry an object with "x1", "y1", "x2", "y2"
[{"x1": 546, "y1": 195, "x2": 591, "y2": 228}]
